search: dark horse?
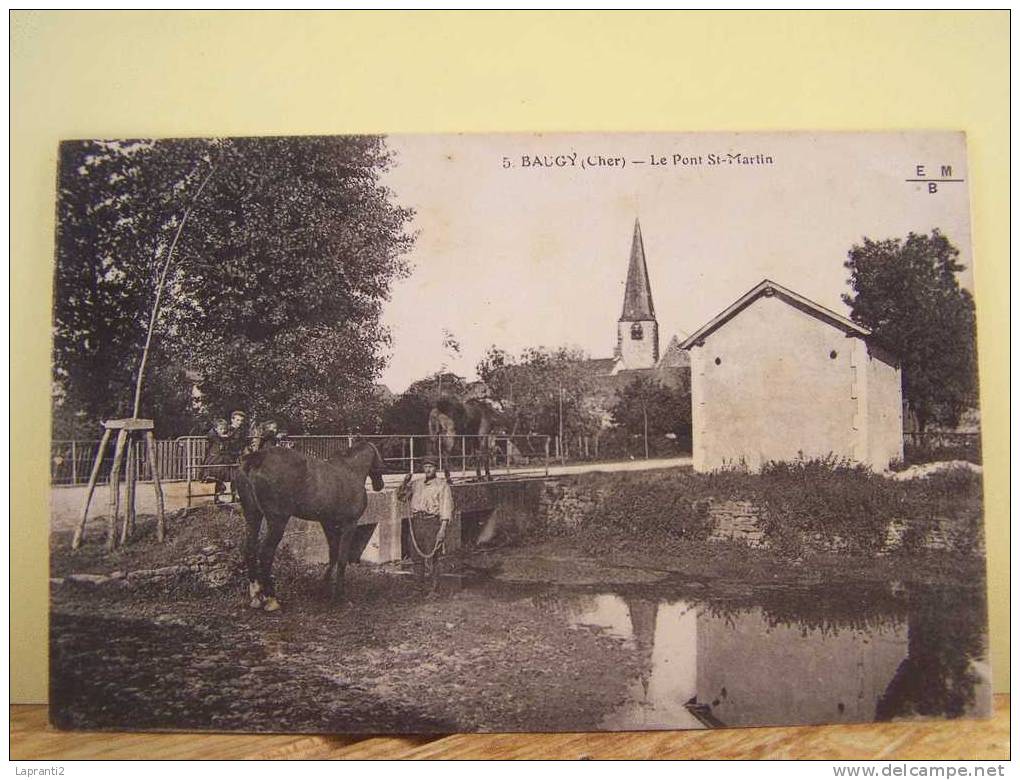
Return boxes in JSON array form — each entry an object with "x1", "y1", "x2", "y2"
[
  {"x1": 428, "y1": 395, "x2": 496, "y2": 481},
  {"x1": 234, "y1": 441, "x2": 386, "y2": 612}
]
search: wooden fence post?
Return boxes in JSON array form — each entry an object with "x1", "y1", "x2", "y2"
[
  {"x1": 146, "y1": 431, "x2": 166, "y2": 543},
  {"x1": 121, "y1": 440, "x2": 137, "y2": 545},
  {"x1": 71, "y1": 428, "x2": 112, "y2": 550},
  {"x1": 106, "y1": 429, "x2": 129, "y2": 552}
]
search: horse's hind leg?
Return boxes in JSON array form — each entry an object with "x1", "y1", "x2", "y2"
[
  {"x1": 321, "y1": 523, "x2": 341, "y2": 601},
  {"x1": 257, "y1": 515, "x2": 288, "y2": 612},
  {"x1": 332, "y1": 522, "x2": 358, "y2": 604},
  {"x1": 474, "y1": 443, "x2": 492, "y2": 482}
]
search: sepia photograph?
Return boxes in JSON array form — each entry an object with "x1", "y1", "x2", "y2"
[{"x1": 48, "y1": 131, "x2": 989, "y2": 735}]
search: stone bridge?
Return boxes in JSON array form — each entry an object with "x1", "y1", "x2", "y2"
[{"x1": 281, "y1": 478, "x2": 549, "y2": 565}]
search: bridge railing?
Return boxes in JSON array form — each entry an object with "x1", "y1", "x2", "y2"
[
  {"x1": 51, "y1": 438, "x2": 190, "y2": 486},
  {"x1": 50, "y1": 433, "x2": 552, "y2": 487},
  {"x1": 903, "y1": 431, "x2": 981, "y2": 465},
  {"x1": 282, "y1": 434, "x2": 552, "y2": 479}
]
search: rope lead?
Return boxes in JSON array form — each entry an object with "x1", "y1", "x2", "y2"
[{"x1": 404, "y1": 504, "x2": 447, "y2": 561}]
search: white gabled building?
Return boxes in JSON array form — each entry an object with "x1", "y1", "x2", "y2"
[{"x1": 682, "y1": 280, "x2": 903, "y2": 473}]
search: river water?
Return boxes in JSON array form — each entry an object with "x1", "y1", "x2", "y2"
[
  {"x1": 50, "y1": 563, "x2": 991, "y2": 734},
  {"x1": 478, "y1": 578, "x2": 992, "y2": 730}
]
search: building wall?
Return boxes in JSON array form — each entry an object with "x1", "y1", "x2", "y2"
[
  {"x1": 690, "y1": 295, "x2": 900, "y2": 472},
  {"x1": 865, "y1": 345, "x2": 904, "y2": 468},
  {"x1": 617, "y1": 318, "x2": 659, "y2": 369}
]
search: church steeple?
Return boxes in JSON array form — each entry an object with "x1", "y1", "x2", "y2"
[
  {"x1": 615, "y1": 218, "x2": 659, "y2": 368},
  {"x1": 620, "y1": 218, "x2": 656, "y2": 322}
]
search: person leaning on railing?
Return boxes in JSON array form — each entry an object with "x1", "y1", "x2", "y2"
[
  {"x1": 225, "y1": 410, "x2": 249, "y2": 458},
  {"x1": 250, "y1": 418, "x2": 281, "y2": 452},
  {"x1": 201, "y1": 418, "x2": 234, "y2": 505}
]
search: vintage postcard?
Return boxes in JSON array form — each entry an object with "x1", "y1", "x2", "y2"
[{"x1": 49, "y1": 132, "x2": 989, "y2": 734}]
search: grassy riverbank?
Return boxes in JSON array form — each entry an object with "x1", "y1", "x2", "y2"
[{"x1": 528, "y1": 459, "x2": 985, "y2": 588}]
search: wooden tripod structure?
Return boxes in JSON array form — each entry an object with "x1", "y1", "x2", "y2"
[
  {"x1": 68, "y1": 152, "x2": 218, "y2": 553},
  {"x1": 71, "y1": 418, "x2": 166, "y2": 552}
]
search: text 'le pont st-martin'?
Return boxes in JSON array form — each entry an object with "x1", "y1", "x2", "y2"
[{"x1": 505, "y1": 151, "x2": 777, "y2": 170}]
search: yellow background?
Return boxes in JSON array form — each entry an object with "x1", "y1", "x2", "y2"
[{"x1": 11, "y1": 11, "x2": 1009, "y2": 703}]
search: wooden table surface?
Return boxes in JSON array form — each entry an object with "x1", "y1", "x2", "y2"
[{"x1": 9, "y1": 697, "x2": 1010, "y2": 760}]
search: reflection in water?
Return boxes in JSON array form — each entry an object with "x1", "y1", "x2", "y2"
[
  {"x1": 876, "y1": 587, "x2": 991, "y2": 721},
  {"x1": 694, "y1": 606, "x2": 907, "y2": 727},
  {"x1": 557, "y1": 585, "x2": 990, "y2": 730},
  {"x1": 568, "y1": 594, "x2": 703, "y2": 730}
]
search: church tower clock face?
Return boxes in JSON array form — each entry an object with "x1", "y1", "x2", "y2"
[{"x1": 617, "y1": 219, "x2": 659, "y2": 369}]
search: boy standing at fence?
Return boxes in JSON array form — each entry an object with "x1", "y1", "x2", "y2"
[
  {"x1": 225, "y1": 411, "x2": 249, "y2": 458},
  {"x1": 221, "y1": 410, "x2": 249, "y2": 502},
  {"x1": 202, "y1": 418, "x2": 232, "y2": 504}
]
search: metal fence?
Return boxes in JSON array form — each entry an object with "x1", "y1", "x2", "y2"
[
  {"x1": 52, "y1": 430, "x2": 977, "y2": 486},
  {"x1": 51, "y1": 433, "x2": 552, "y2": 486},
  {"x1": 903, "y1": 431, "x2": 982, "y2": 465},
  {"x1": 552, "y1": 432, "x2": 693, "y2": 462},
  {"x1": 51, "y1": 438, "x2": 190, "y2": 486}
]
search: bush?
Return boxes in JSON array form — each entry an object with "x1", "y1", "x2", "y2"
[
  {"x1": 894, "y1": 466, "x2": 984, "y2": 555},
  {"x1": 540, "y1": 468, "x2": 758, "y2": 544},
  {"x1": 536, "y1": 458, "x2": 984, "y2": 559},
  {"x1": 756, "y1": 456, "x2": 901, "y2": 556},
  {"x1": 596, "y1": 473, "x2": 713, "y2": 541}
]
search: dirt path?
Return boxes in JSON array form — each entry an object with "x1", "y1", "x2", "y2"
[{"x1": 50, "y1": 515, "x2": 645, "y2": 733}]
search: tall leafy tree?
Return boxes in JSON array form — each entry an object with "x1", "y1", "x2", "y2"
[
  {"x1": 53, "y1": 136, "x2": 414, "y2": 436},
  {"x1": 842, "y1": 230, "x2": 978, "y2": 432},
  {"x1": 609, "y1": 375, "x2": 691, "y2": 441},
  {"x1": 380, "y1": 372, "x2": 468, "y2": 435},
  {"x1": 53, "y1": 138, "x2": 218, "y2": 437},
  {"x1": 476, "y1": 345, "x2": 600, "y2": 438}
]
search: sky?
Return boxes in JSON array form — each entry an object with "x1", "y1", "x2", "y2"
[{"x1": 378, "y1": 132, "x2": 974, "y2": 393}]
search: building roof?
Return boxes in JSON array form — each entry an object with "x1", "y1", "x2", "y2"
[
  {"x1": 680, "y1": 279, "x2": 871, "y2": 349},
  {"x1": 592, "y1": 365, "x2": 690, "y2": 396},
  {"x1": 619, "y1": 219, "x2": 656, "y2": 322},
  {"x1": 579, "y1": 357, "x2": 620, "y2": 375},
  {"x1": 657, "y1": 334, "x2": 691, "y2": 369}
]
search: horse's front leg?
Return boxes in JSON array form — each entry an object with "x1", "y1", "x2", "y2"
[
  {"x1": 475, "y1": 442, "x2": 491, "y2": 481},
  {"x1": 244, "y1": 517, "x2": 265, "y2": 607},
  {"x1": 256, "y1": 515, "x2": 288, "y2": 612},
  {"x1": 332, "y1": 522, "x2": 358, "y2": 604},
  {"x1": 240, "y1": 505, "x2": 265, "y2": 608}
]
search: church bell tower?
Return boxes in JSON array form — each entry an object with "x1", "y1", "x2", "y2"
[{"x1": 615, "y1": 218, "x2": 659, "y2": 369}]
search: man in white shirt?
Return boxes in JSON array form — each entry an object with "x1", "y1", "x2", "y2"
[{"x1": 397, "y1": 456, "x2": 454, "y2": 582}]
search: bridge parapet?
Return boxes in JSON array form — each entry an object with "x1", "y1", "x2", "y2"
[{"x1": 281, "y1": 477, "x2": 549, "y2": 566}]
